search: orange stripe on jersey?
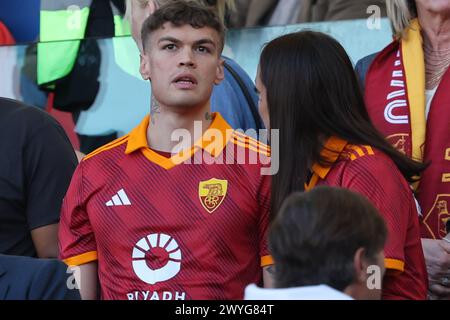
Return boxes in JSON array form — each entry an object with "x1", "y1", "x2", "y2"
[
  {"x1": 231, "y1": 138, "x2": 271, "y2": 156},
  {"x1": 305, "y1": 174, "x2": 320, "y2": 191},
  {"x1": 233, "y1": 131, "x2": 271, "y2": 152},
  {"x1": 63, "y1": 251, "x2": 98, "y2": 266},
  {"x1": 385, "y1": 258, "x2": 405, "y2": 272},
  {"x1": 232, "y1": 137, "x2": 270, "y2": 156},
  {"x1": 346, "y1": 145, "x2": 376, "y2": 161},
  {"x1": 232, "y1": 134, "x2": 270, "y2": 152},
  {"x1": 83, "y1": 135, "x2": 129, "y2": 161},
  {"x1": 364, "y1": 146, "x2": 375, "y2": 155},
  {"x1": 348, "y1": 145, "x2": 366, "y2": 157},
  {"x1": 261, "y1": 255, "x2": 274, "y2": 267}
]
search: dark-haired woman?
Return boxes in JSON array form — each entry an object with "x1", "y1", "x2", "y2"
[{"x1": 257, "y1": 30, "x2": 428, "y2": 299}]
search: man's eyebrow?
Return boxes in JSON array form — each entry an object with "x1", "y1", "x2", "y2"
[
  {"x1": 193, "y1": 39, "x2": 217, "y2": 48},
  {"x1": 157, "y1": 37, "x2": 217, "y2": 48},
  {"x1": 157, "y1": 36, "x2": 182, "y2": 44}
]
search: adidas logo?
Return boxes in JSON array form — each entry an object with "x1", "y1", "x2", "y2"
[{"x1": 106, "y1": 189, "x2": 131, "y2": 207}]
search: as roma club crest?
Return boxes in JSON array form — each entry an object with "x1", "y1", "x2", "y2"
[
  {"x1": 423, "y1": 195, "x2": 450, "y2": 239},
  {"x1": 386, "y1": 133, "x2": 410, "y2": 155},
  {"x1": 198, "y1": 179, "x2": 228, "y2": 214}
]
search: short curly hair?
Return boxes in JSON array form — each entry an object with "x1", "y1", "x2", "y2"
[{"x1": 141, "y1": 0, "x2": 225, "y2": 53}]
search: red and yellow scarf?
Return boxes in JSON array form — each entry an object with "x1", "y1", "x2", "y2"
[{"x1": 365, "y1": 19, "x2": 450, "y2": 239}]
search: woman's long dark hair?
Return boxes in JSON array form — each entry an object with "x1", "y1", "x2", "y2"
[{"x1": 259, "y1": 31, "x2": 427, "y2": 217}]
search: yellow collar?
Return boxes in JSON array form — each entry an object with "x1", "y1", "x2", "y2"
[
  {"x1": 305, "y1": 136, "x2": 348, "y2": 190},
  {"x1": 125, "y1": 112, "x2": 233, "y2": 169}
]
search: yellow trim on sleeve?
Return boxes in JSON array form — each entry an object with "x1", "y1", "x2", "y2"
[
  {"x1": 261, "y1": 255, "x2": 274, "y2": 267},
  {"x1": 384, "y1": 258, "x2": 405, "y2": 272},
  {"x1": 63, "y1": 251, "x2": 98, "y2": 266}
]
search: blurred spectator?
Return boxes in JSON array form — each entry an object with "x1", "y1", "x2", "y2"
[
  {"x1": 231, "y1": 0, "x2": 386, "y2": 27},
  {"x1": 245, "y1": 187, "x2": 387, "y2": 300},
  {"x1": 298, "y1": 0, "x2": 387, "y2": 23},
  {"x1": 38, "y1": 0, "x2": 128, "y2": 154},
  {"x1": 231, "y1": 0, "x2": 278, "y2": 27},
  {"x1": 0, "y1": 98, "x2": 77, "y2": 258},
  {"x1": 268, "y1": 0, "x2": 302, "y2": 26},
  {"x1": 0, "y1": 254, "x2": 81, "y2": 300},
  {"x1": 0, "y1": 20, "x2": 15, "y2": 45}
]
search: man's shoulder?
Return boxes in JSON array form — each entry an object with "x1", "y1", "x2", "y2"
[
  {"x1": 0, "y1": 97, "x2": 61, "y2": 133},
  {"x1": 81, "y1": 134, "x2": 130, "y2": 163},
  {"x1": 228, "y1": 130, "x2": 271, "y2": 162},
  {"x1": 334, "y1": 144, "x2": 395, "y2": 175}
]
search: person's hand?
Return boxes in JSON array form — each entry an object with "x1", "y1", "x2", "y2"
[{"x1": 422, "y1": 238, "x2": 450, "y2": 300}]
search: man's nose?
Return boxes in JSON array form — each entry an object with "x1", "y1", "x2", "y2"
[{"x1": 178, "y1": 48, "x2": 195, "y2": 67}]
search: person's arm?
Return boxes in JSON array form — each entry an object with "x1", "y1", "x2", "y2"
[
  {"x1": 31, "y1": 224, "x2": 59, "y2": 258},
  {"x1": 75, "y1": 150, "x2": 85, "y2": 163},
  {"x1": 73, "y1": 262, "x2": 99, "y2": 300},
  {"x1": 24, "y1": 116, "x2": 77, "y2": 256},
  {"x1": 343, "y1": 155, "x2": 425, "y2": 299},
  {"x1": 30, "y1": 259, "x2": 81, "y2": 300},
  {"x1": 422, "y1": 239, "x2": 450, "y2": 299},
  {"x1": 258, "y1": 164, "x2": 274, "y2": 288},
  {"x1": 59, "y1": 161, "x2": 99, "y2": 299}
]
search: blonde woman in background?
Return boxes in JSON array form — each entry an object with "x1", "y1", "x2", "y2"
[{"x1": 356, "y1": 0, "x2": 450, "y2": 300}]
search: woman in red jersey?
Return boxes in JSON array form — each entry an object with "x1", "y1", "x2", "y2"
[{"x1": 256, "y1": 30, "x2": 428, "y2": 300}]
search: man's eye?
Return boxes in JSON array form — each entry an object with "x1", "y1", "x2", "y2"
[
  {"x1": 164, "y1": 44, "x2": 176, "y2": 50},
  {"x1": 197, "y1": 46, "x2": 210, "y2": 53}
]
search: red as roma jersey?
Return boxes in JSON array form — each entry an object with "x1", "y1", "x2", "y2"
[
  {"x1": 306, "y1": 137, "x2": 428, "y2": 300},
  {"x1": 59, "y1": 113, "x2": 272, "y2": 300}
]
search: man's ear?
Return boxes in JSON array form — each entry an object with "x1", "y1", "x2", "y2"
[
  {"x1": 148, "y1": 0, "x2": 158, "y2": 14},
  {"x1": 214, "y1": 58, "x2": 225, "y2": 85},
  {"x1": 140, "y1": 53, "x2": 151, "y2": 81},
  {"x1": 353, "y1": 247, "x2": 369, "y2": 283}
]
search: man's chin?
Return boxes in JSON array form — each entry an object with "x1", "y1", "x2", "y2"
[{"x1": 163, "y1": 99, "x2": 208, "y2": 111}]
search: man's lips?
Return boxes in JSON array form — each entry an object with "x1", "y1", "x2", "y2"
[{"x1": 172, "y1": 74, "x2": 198, "y2": 89}]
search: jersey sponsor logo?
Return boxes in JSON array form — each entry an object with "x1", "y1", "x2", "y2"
[
  {"x1": 198, "y1": 179, "x2": 228, "y2": 214},
  {"x1": 127, "y1": 290, "x2": 186, "y2": 300},
  {"x1": 132, "y1": 233, "x2": 182, "y2": 285},
  {"x1": 106, "y1": 189, "x2": 131, "y2": 207}
]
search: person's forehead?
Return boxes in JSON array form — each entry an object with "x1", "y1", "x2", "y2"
[{"x1": 150, "y1": 23, "x2": 221, "y2": 44}]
